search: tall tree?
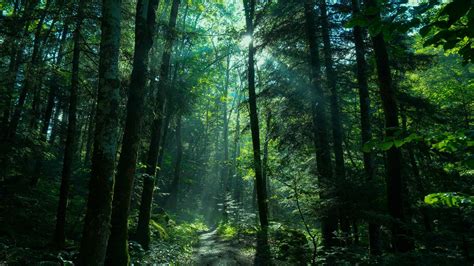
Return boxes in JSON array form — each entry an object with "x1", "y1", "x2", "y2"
[
  {"x1": 41, "y1": 24, "x2": 69, "y2": 140},
  {"x1": 53, "y1": 0, "x2": 85, "y2": 248},
  {"x1": 320, "y1": 0, "x2": 345, "y2": 188},
  {"x1": 77, "y1": 0, "x2": 122, "y2": 264},
  {"x1": 303, "y1": 0, "x2": 337, "y2": 247},
  {"x1": 105, "y1": 0, "x2": 160, "y2": 264},
  {"x1": 221, "y1": 53, "x2": 231, "y2": 193},
  {"x1": 363, "y1": 0, "x2": 413, "y2": 253},
  {"x1": 351, "y1": 0, "x2": 381, "y2": 255},
  {"x1": 319, "y1": 0, "x2": 351, "y2": 241},
  {"x1": 135, "y1": 0, "x2": 181, "y2": 249},
  {"x1": 167, "y1": 114, "x2": 183, "y2": 210},
  {"x1": 1, "y1": 1, "x2": 39, "y2": 138},
  {"x1": 232, "y1": 91, "x2": 242, "y2": 203},
  {"x1": 7, "y1": 0, "x2": 50, "y2": 140},
  {"x1": 243, "y1": 0, "x2": 268, "y2": 229}
]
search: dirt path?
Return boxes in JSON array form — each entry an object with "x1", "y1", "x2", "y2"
[{"x1": 192, "y1": 229, "x2": 255, "y2": 265}]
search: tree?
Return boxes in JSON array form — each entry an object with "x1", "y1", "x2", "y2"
[
  {"x1": 350, "y1": 0, "x2": 381, "y2": 255},
  {"x1": 167, "y1": 114, "x2": 183, "y2": 210},
  {"x1": 41, "y1": 24, "x2": 69, "y2": 140},
  {"x1": 364, "y1": 0, "x2": 413, "y2": 252},
  {"x1": 78, "y1": 0, "x2": 122, "y2": 264},
  {"x1": 6, "y1": 0, "x2": 50, "y2": 140},
  {"x1": 0, "y1": 1, "x2": 38, "y2": 137},
  {"x1": 320, "y1": 0, "x2": 351, "y2": 241},
  {"x1": 53, "y1": 0, "x2": 85, "y2": 248},
  {"x1": 135, "y1": 0, "x2": 181, "y2": 250},
  {"x1": 106, "y1": 0, "x2": 159, "y2": 264},
  {"x1": 303, "y1": 0, "x2": 337, "y2": 247},
  {"x1": 243, "y1": 0, "x2": 268, "y2": 229}
]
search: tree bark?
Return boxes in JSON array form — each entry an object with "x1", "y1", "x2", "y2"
[
  {"x1": 351, "y1": 0, "x2": 381, "y2": 255},
  {"x1": 0, "y1": 1, "x2": 37, "y2": 138},
  {"x1": 53, "y1": 0, "x2": 85, "y2": 248},
  {"x1": 262, "y1": 109, "x2": 272, "y2": 218},
  {"x1": 304, "y1": 0, "x2": 337, "y2": 247},
  {"x1": 320, "y1": 0, "x2": 345, "y2": 188},
  {"x1": 320, "y1": 0, "x2": 352, "y2": 243},
  {"x1": 83, "y1": 102, "x2": 96, "y2": 166},
  {"x1": 222, "y1": 54, "x2": 231, "y2": 191},
  {"x1": 364, "y1": 0, "x2": 413, "y2": 252},
  {"x1": 1, "y1": 50, "x2": 21, "y2": 138},
  {"x1": 233, "y1": 95, "x2": 242, "y2": 203},
  {"x1": 78, "y1": 0, "x2": 122, "y2": 264},
  {"x1": 167, "y1": 115, "x2": 183, "y2": 210},
  {"x1": 243, "y1": 0, "x2": 268, "y2": 229},
  {"x1": 135, "y1": 0, "x2": 180, "y2": 250},
  {"x1": 7, "y1": 0, "x2": 50, "y2": 140},
  {"x1": 41, "y1": 24, "x2": 69, "y2": 140},
  {"x1": 105, "y1": 0, "x2": 159, "y2": 264}
]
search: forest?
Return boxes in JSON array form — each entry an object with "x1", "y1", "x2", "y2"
[{"x1": 0, "y1": 0, "x2": 473, "y2": 264}]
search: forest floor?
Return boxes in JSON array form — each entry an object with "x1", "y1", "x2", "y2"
[{"x1": 191, "y1": 229, "x2": 256, "y2": 265}]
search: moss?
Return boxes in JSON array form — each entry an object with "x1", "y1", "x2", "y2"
[{"x1": 150, "y1": 220, "x2": 169, "y2": 239}]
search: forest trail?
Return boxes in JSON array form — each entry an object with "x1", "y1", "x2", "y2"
[{"x1": 192, "y1": 229, "x2": 255, "y2": 265}]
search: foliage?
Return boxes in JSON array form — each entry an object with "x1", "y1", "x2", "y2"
[
  {"x1": 424, "y1": 192, "x2": 474, "y2": 208},
  {"x1": 269, "y1": 224, "x2": 311, "y2": 264},
  {"x1": 217, "y1": 222, "x2": 238, "y2": 240},
  {"x1": 0, "y1": 0, "x2": 472, "y2": 264},
  {"x1": 150, "y1": 220, "x2": 169, "y2": 239},
  {"x1": 420, "y1": 0, "x2": 474, "y2": 64},
  {"x1": 131, "y1": 220, "x2": 208, "y2": 264}
]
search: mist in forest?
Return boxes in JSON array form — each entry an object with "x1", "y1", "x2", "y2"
[{"x1": 0, "y1": 0, "x2": 472, "y2": 265}]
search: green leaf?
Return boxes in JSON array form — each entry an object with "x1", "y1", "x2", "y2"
[
  {"x1": 379, "y1": 141, "x2": 393, "y2": 151},
  {"x1": 424, "y1": 192, "x2": 474, "y2": 208},
  {"x1": 393, "y1": 139, "x2": 404, "y2": 148},
  {"x1": 362, "y1": 143, "x2": 373, "y2": 153}
]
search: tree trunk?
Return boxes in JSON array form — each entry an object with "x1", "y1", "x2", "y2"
[
  {"x1": 304, "y1": 0, "x2": 337, "y2": 247},
  {"x1": 320, "y1": 0, "x2": 351, "y2": 243},
  {"x1": 351, "y1": 0, "x2": 381, "y2": 255},
  {"x1": 401, "y1": 107, "x2": 432, "y2": 233},
  {"x1": 232, "y1": 92, "x2": 242, "y2": 203},
  {"x1": 263, "y1": 109, "x2": 273, "y2": 215},
  {"x1": 0, "y1": 1, "x2": 37, "y2": 138},
  {"x1": 83, "y1": 102, "x2": 96, "y2": 166},
  {"x1": 220, "y1": 53, "x2": 231, "y2": 220},
  {"x1": 167, "y1": 115, "x2": 183, "y2": 210},
  {"x1": 48, "y1": 98, "x2": 63, "y2": 145},
  {"x1": 135, "y1": 0, "x2": 180, "y2": 250},
  {"x1": 1, "y1": 50, "x2": 21, "y2": 138},
  {"x1": 53, "y1": 0, "x2": 85, "y2": 248},
  {"x1": 320, "y1": 0, "x2": 345, "y2": 190},
  {"x1": 363, "y1": 0, "x2": 413, "y2": 252},
  {"x1": 7, "y1": 0, "x2": 50, "y2": 140},
  {"x1": 136, "y1": 106, "x2": 165, "y2": 248},
  {"x1": 41, "y1": 24, "x2": 69, "y2": 140},
  {"x1": 243, "y1": 0, "x2": 268, "y2": 229},
  {"x1": 222, "y1": 54, "x2": 231, "y2": 191},
  {"x1": 105, "y1": 0, "x2": 159, "y2": 264},
  {"x1": 78, "y1": 0, "x2": 122, "y2": 264},
  {"x1": 157, "y1": 113, "x2": 171, "y2": 175}
]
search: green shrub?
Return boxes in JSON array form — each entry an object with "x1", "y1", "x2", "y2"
[{"x1": 217, "y1": 222, "x2": 238, "y2": 240}]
